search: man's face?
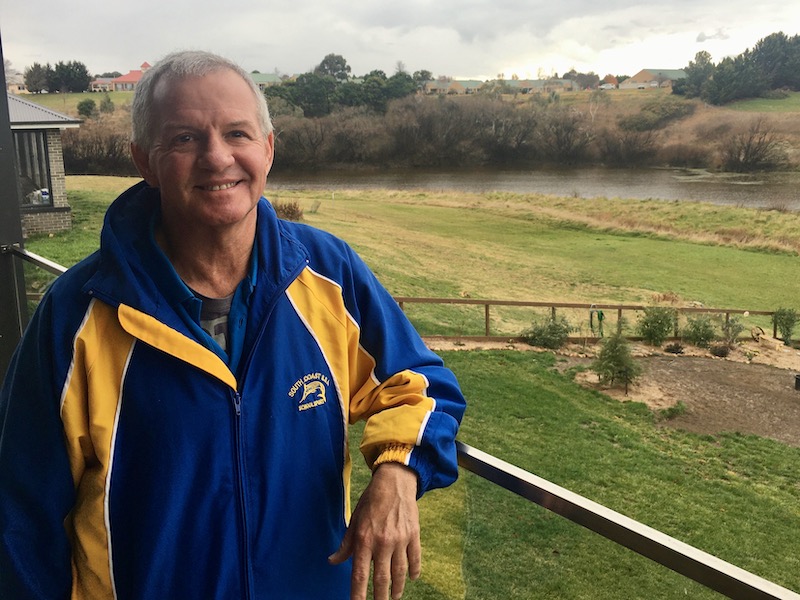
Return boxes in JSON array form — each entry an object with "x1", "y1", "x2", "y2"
[{"x1": 132, "y1": 69, "x2": 274, "y2": 233}]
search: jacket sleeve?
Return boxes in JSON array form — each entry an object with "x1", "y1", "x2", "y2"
[
  {"x1": 340, "y1": 248, "x2": 466, "y2": 496},
  {"x1": 0, "y1": 294, "x2": 75, "y2": 599}
]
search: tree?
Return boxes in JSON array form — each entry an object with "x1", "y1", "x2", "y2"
[
  {"x1": 752, "y1": 32, "x2": 800, "y2": 91},
  {"x1": 24, "y1": 62, "x2": 49, "y2": 93},
  {"x1": 412, "y1": 70, "x2": 432, "y2": 88},
  {"x1": 384, "y1": 72, "x2": 416, "y2": 101},
  {"x1": 292, "y1": 72, "x2": 337, "y2": 117},
  {"x1": 314, "y1": 53, "x2": 351, "y2": 82},
  {"x1": 673, "y1": 51, "x2": 715, "y2": 99},
  {"x1": 360, "y1": 70, "x2": 389, "y2": 113},
  {"x1": 704, "y1": 51, "x2": 768, "y2": 104},
  {"x1": 4, "y1": 59, "x2": 19, "y2": 80},
  {"x1": 591, "y1": 331, "x2": 642, "y2": 394},
  {"x1": 47, "y1": 61, "x2": 91, "y2": 93},
  {"x1": 77, "y1": 98, "x2": 97, "y2": 118},
  {"x1": 96, "y1": 71, "x2": 122, "y2": 78},
  {"x1": 99, "y1": 93, "x2": 115, "y2": 114}
]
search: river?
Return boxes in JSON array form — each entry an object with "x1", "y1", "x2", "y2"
[{"x1": 269, "y1": 167, "x2": 800, "y2": 210}]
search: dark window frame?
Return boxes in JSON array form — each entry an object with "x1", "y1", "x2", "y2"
[{"x1": 13, "y1": 129, "x2": 54, "y2": 207}]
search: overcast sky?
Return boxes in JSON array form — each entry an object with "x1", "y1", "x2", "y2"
[{"x1": 2, "y1": 1, "x2": 799, "y2": 80}]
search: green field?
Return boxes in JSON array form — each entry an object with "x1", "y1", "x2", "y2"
[
  {"x1": 728, "y1": 91, "x2": 800, "y2": 112},
  {"x1": 24, "y1": 177, "x2": 800, "y2": 598},
  {"x1": 21, "y1": 91, "x2": 134, "y2": 117}
]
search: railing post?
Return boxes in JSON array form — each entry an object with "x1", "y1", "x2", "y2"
[{"x1": 0, "y1": 33, "x2": 29, "y2": 383}]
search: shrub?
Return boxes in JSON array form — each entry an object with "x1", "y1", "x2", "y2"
[
  {"x1": 682, "y1": 316, "x2": 716, "y2": 348},
  {"x1": 62, "y1": 123, "x2": 137, "y2": 175},
  {"x1": 637, "y1": 307, "x2": 677, "y2": 346},
  {"x1": 720, "y1": 316, "x2": 745, "y2": 348},
  {"x1": 272, "y1": 200, "x2": 304, "y2": 222},
  {"x1": 718, "y1": 118, "x2": 788, "y2": 172},
  {"x1": 664, "y1": 342, "x2": 684, "y2": 354},
  {"x1": 772, "y1": 307, "x2": 798, "y2": 345},
  {"x1": 710, "y1": 344, "x2": 730, "y2": 358},
  {"x1": 98, "y1": 94, "x2": 115, "y2": 114},
  {"x1": 522, "y1": 314, "x2": 573, "y2": 349},
  {"x1": 77, "y1": 98, "x2": 97, "y2": 119},
  {"x1": 659, "y1": 401, "x2": 687, "y2": 420},
  {"x1": 591, "y1": 332, "x2": 642, "y2": 394}
]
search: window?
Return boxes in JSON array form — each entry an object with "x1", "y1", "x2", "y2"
[{"x1": 14, "y1": 130, "x2": 53, "y2": 207}]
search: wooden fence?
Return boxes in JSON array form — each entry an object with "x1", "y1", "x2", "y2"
[{"x1": 393, "y1": 296, "x2": 777, "y2": 342}]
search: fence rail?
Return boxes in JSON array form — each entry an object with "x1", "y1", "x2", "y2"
[
  {"x1": 3, "y1": 250, "x2": 797, "y2": 598},
  {"x1": 394, "y1": 295, "x2": 778, "y2": 340}
]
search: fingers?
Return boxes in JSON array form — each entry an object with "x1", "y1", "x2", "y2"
[{"x1": 339, "y1": 463, "x2": 422, "y2": 599}]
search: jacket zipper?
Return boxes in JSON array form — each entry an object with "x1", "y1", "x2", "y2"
[
  {"x1": 231, "y1": 259, "x2": 306, "y2": 598},
  {"x1": 231, "y1": 389, "x2": 254, "y2": 599}
]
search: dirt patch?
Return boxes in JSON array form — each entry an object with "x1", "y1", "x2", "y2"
[{"x1": 428, "y1": 337, "x2": 800, "y2": 447}]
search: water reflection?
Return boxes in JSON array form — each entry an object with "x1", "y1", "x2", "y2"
[{"x1": 270, "y1": 167, "x2": 800, "y2": 210}]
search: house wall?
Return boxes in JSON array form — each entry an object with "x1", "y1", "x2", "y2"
[{"x1": 21, "y1": 130, "x2": 72, "y2": 237}]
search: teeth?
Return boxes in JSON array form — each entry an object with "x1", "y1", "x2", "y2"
[{"x1": 205, "y1": 182, "x2": 237, "y2": 191}]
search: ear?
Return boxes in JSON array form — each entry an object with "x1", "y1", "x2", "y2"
[
  {"x1": 130, "y1": 143, "x2": 159, "y2": 187},
  {"x1": 264, "y1": 132, "x2": 275, "y2": 178}
]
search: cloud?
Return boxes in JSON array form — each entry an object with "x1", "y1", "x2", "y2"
[{"x1": 697, "y1": 29, "x2": 730, "y2": 42}]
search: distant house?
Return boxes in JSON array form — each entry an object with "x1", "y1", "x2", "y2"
[
  {"x1": 423, "y1": 80, "x2": 452, "y2": 95},
  {"x1": 111, "y1": 62, "x2": 152, "y2": 91},
  {"x1": 249, "y1": 72, "x2": 282, "y2": 91},
  {"x1": 90, "y1": 77, "x2": 114, "y2": 92},
  {"x1": 6, "y1": 71, "x2": 27, "y2": 94},
  {"x1": 7, "y1": 94, "x2": 81, "y2": 236},
  {"x1": 619, "y1": 69, "x2": 687, "y2": 89},
  {"x1": 448, "y1": 80, "x2": 484, "y2": 94}
]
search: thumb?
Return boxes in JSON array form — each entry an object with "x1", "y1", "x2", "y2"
[{"x1": 328, "y1": 529, "x2": 354, "y2": 565}]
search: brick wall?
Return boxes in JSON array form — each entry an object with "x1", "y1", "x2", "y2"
[{"x1": 21, "y1": 207, "x2": 72, "y2": 237}]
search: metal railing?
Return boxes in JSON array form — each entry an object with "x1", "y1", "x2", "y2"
[
  {"x1": 3, "y1": 249, "x2": 798, "y2": 599},
  {"x1": 457, "y1": 442, "x2": 800, "y2": 600},
  {"x1": 5, "y1": 245, "x2": 68, "y2": 276}
]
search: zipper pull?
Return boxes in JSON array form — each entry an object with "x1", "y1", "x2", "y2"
[{"x1": 232, "y1": 391, "x2": 242, "y2": 416}]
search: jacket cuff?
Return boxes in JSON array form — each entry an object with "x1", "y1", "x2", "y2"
[{"x1": 372, "y1": 443, "x2": 414, "y2": 470}]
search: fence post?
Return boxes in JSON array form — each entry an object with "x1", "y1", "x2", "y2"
[
  {"x1": 485, "y1": 304, "x2": 490, "y2": 337},
  {"x1": 617, "y1": 308, "x2": 623, "y2": 333}
]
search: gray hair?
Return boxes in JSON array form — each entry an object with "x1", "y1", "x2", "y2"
[{"x1": 131, "y1": 50, "x2": 273, "y2": 151}]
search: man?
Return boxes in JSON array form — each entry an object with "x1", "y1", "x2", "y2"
[{"x1": 0, "y1": 51, "x2": 466, "y2": 599}]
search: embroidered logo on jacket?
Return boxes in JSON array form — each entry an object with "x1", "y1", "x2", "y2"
[{"x1": 289, "y1": 372, "x2": 330, "y2": 411}]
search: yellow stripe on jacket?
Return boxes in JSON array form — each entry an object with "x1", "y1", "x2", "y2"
[
  {"x1": 60, "y1": 300, "x2": 133, "y2": 599},
  {"x1": 286, "y1": 268, "x2": 436, "y2": 509}
]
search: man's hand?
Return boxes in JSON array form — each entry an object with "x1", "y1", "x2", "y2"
[{"x1": 329, "y1": 462, "x2": 421, "y2": 600}]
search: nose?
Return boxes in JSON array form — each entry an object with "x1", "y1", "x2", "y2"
[{"x1": 198, "y1": 132, "x2": 235, "y2": 170}]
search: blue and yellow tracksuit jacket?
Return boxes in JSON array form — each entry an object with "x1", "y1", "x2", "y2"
[{"x1": 0, "y1": 182, "x2": 466, "y2": 599}]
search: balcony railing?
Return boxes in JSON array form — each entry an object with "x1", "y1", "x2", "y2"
[{"x1": 1, "y1": 248, "x2": 798, "y2": 599}]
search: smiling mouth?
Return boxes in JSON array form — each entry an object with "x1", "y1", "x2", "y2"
[{"x1": 202, "y1": 181, "x2": 239, "y2": 191}]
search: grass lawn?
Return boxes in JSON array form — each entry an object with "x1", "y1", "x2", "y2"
[
  {"x1": 22, "y1": 91, "x2": 134, "y2": 117},
  {"x1": 351, "y1": 351, "x2": 800, "y2": 599},
  {"x1": 24, "y1": 176, "x2": 800, "y2": 598},
  {"x1": 728, "y1": 91, "x2": 800, "y2": 112}
]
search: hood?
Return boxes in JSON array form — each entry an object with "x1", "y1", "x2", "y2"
[{"x1": 82, "y1": 181, "x2": 309, "y2": 335}]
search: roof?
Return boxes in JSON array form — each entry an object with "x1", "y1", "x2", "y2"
[
  {"x1": 6, "y1": 94, "x2": 82, "y2": 129},
  {"x1": 250, "y1": 72, "x2": 282, "y2": 85},
  {"x1": 113, "y1": 70, "x2": 144, "y2": 84},
  {"x1": 636, "y1": 69, "x2": 687, "y2": 81}
]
